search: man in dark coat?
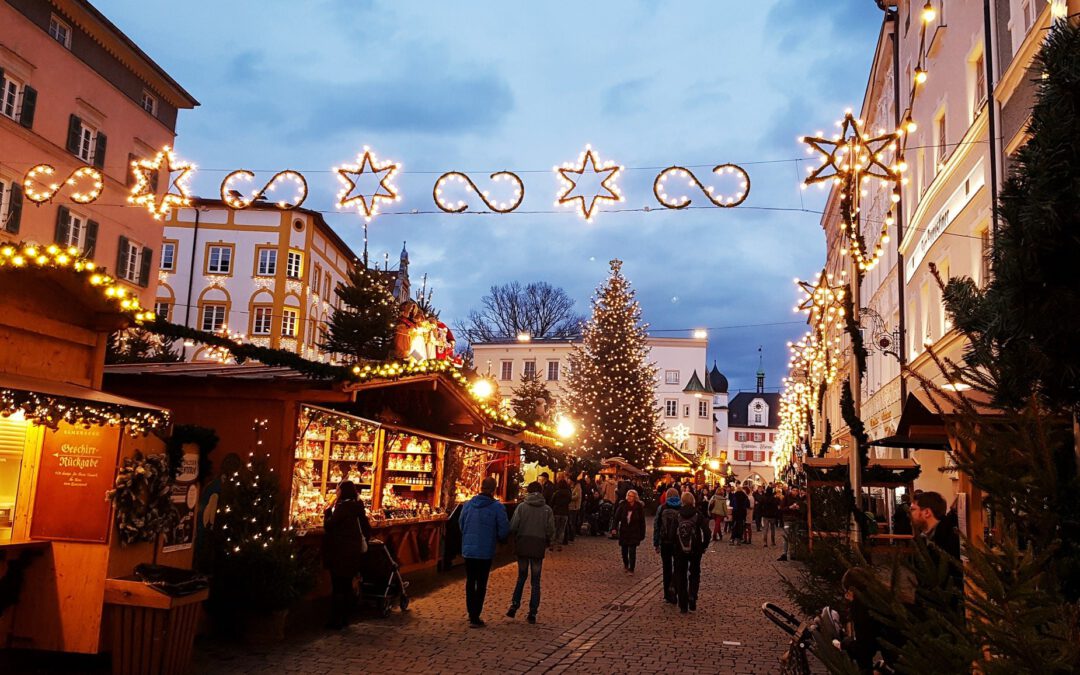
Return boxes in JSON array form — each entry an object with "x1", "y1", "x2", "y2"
[
  {"x1": 613, "y1": 489, "x2": 646, "y2": 573},
  {"x1": 672, "y1": 491, "x2": 711, "y2": 613},
  {"x1": 507, "y1": 482, "x2": 554, "y2": 623},
  {"x1": 538, "y1": 472, "x2": 555, "y2": 505},
  {"x1": 911, "y1": 491, "x2": 962, "y2": 589},
  {"x1": 730, "y1": 485, "x2": 750, "y2": 545},
  {"x1": 323, "y1": 481, "x2": 373, "y2": 629},
  {"x1": 550, "y1": 479, "x2": 572, "y2": 549}
]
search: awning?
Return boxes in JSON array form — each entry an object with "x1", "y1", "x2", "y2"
[
  {"x1": 869, "y1": 390, "x2": 951, "y2": 451},
  {"x1": 1, "y1": 371, "x2": 170, "y2": 433},
  {"x1": 485, "y1": 429, "x2": 523, "y2": 446}
]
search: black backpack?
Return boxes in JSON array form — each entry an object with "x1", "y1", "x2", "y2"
[
  {"x1": 676, "y1": 513, "x2": 699, "y2": 554},
  {"x1": 659, "y1": 507, "x2": 681, "y2": 544}
]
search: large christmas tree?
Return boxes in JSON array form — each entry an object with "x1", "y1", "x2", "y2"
[
  {"x1": 565, "y1": 259, "x2": 660, "y2": 468},
  {"x1": 321, "y1": 264, "x2": 398, "y2": 360}
]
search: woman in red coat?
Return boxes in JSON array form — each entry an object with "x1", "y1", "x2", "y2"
[{"x1": 612, "y1": 490, "x2": 646, "y2": 573}]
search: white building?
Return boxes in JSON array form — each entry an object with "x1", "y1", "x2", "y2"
[{"x1": 724, "y1": 366, "x2": 780, "y2": 485}]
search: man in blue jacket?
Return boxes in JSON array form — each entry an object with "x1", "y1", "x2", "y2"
[{"x1": 459, "y1": 477, "x2": 510, "y2": 627}]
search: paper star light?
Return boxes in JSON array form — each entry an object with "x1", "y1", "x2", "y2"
[
  {"x1": 554, "y1": 144, "x2": 623, "y2": 222},
  {"x1": 335, "y1": 147, "x2": 401, "y2": 222},
  {"x1": 668, "y1": 423, "x2": 691, "y2": 445},
  {"x1": 128, "y1": 146, "x2": 194, "y2": 220}
]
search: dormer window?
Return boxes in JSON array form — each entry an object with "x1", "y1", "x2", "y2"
[{"x1": 49, "y1": 15, "x2": 72, "y2": 49}]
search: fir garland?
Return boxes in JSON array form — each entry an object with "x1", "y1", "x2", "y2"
[
  {"x1": 843, "y1": 291, "x2": 868, "y2": 378},
  {"x1": 106, "y1": 452, "x2": 177, "y2": 546},
  {"x1": 840, "y1": 381, "x2": 870, "y2": 470}
]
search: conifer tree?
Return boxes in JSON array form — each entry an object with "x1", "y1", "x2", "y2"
[
  {"x1": 321, "y1": 264, "x2": 398, "y2": 360},
  {"x1": 510, "y1": 370, "x2": 555, "y2": 426},
  {"x1": 565, "y1": 259, "x2": 660, "y2": 468}
]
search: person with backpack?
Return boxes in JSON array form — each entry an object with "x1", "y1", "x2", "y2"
[
  {"x1": 611, "y1": 489, "x2": 646, "y2": 573},
  {"x1": 506, "y1": 482, "x2": 554, "y2": 624},
  {"x1": 708, "y1": 487, "x2": 729, "y2": 541},
  {"x1": 459, "y1": 477, "x2": 510, "y2": 628},
  {"x1": 672, "y1": 491, "x2": 710, "y2": 613},
  {"x1": 653, "y1": 487, "x2": 682, "y2": 603}
]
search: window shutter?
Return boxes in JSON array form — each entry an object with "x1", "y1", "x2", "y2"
[
  {"x1": 54, "y1": 205, "x2": 70, "y2": 245},
  {"x1": 116, "y1": 236, "x2": 129, "y2": 280},
  {"x1": 66, "y1": 114, "x2": 82, "y2": 154},
  {"x1": 93, "y1": 131, "x2": 107, "y2": 169},
  {"x1": 19, "y1": 85, "x2": 36, "y2": 128},
  {"x1": 139, "y1": 246, "x2": 152, "y2": 287},
  {"x1": 150, "y1": 168, "x2": 160, "y2": 193},
  {"x1": 126, "y1": 153, "x2": 137, "y2": 187},
  {"x1": 84, "y1": 220, "x2": 98, "y2": 257},
  {"x1": 7, "y1": 183, "x2": 22, "y2": 233}
]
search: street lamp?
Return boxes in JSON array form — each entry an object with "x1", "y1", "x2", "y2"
[
  {"x1": 471, "y1": 378, "x2": 494, "y2": 399},
  {"x1": 516, "y1": 332, "x2": 531, "y2": 342},
  {"x1": 555, "y1": 414, "x2": 576, "y2": 439}
]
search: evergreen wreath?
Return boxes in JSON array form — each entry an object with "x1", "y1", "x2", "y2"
[{"x1": 107, "y1": 451, "x2": 177, "y2": 546}]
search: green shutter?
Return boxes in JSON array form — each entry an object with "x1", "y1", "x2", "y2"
[
  {"x1": 116, "y1": 236, "x2": 130, "y2": 280},
  {"x1": 66, "y1": 114, "x2": 82, "y2": 155},
  {"x1": 93, "y1": 131, "x2": 107, "y2": 169},
  {"x1": 19, "y1": 85, "x2": 36, "y2": 129},
  {"x1": 84, "y1": 220, "x2": 98, "y2": 257},
  {"x1": 126, "y1": 153, "x2": 137, "y2": 187},
  {"x1": 138, "y1": 246, "x2": 152, "y2": 287},
  {"x1": 54, "y1": 206, "x2": 70, "y2": 245},
  {"x1": 6, "y1": 183, "x2": 22, "y2": 234}
]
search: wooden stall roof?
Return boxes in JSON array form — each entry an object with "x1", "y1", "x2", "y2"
[
  {"x1": 656, "y1": 435, "x2": 696, "y2": 471},
  {"x1": 803, "y1": 456, "x2": 849, "y2": 468},
  {"x1": 340, "y1": 372, "x2": 495, "y2": 436},
  {"x1": 1, "y1": 371, "x2": 166, "y2": 412},
  {"x1": 601, "y1": 457, "x2": 648, "y2": 477}
]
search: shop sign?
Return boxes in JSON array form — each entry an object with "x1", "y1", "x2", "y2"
[
  {"x1": 162, "y1": 453, "x2": 199, "y2": 553},
  {"x1": 905, "y1": 159, "x2": 985, "y2": 283},
  {"x1": 30, "y1": 422, "x2": 120, "y2": 543}
]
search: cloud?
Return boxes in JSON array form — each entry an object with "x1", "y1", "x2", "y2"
[{"x1": 601, "y1": 77, "x2": 652, "y2": 116}]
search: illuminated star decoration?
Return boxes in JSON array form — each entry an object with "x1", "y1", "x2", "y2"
[
  {"x1": 554, "y1": 144, "x2": 623, "y2": 222},
  {"x1": 128, "y1": 146, "x2": 195, "y2": 220},
  {"x1": 802, "y1": 112, "x2": 904, "y2": 273},
  {"x1": 668, "y1": 423, "x2": 691, "y2": 445},
  {"x1": 335, "y1": 147, "x2": 401, "y2": 222}
]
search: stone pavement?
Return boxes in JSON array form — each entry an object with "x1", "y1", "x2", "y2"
[{"x1": 195, "y1": 525, "x2": 805, "y2": 674}]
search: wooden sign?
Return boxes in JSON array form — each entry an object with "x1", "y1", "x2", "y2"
[{"x1": 30, "y1": 422, "x2": 121, "y2": 543}]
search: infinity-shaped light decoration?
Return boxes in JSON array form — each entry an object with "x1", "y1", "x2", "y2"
[
  {"x1": 433, "y1": 171, "x2": 524, "y2": 213},
  {"x1": 653, "y1": 163, "x2": 750, "y2": 209},
  {"x1": 128, "y1": 146, "x2": 195, "y2": 220},
  {"x1": 22, "y1": 164, "x2": 104, "y2": 204},
  {"x1": 220, "y1": 170, "x2": 308, "y2": 210}
]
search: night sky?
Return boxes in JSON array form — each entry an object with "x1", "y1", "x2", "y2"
[{"x1": 98, "y1": 0, "x2": 884, "y2": 392}]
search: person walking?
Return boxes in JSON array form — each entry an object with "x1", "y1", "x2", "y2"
[
  {"x1": 778, "y1": 487, "x2": 804, "y2": 561},
  {"x1": 551, "y1": 478, "x2": 572, "y2": 548},
  {"x1": 322, "y1": 481, "x2": 372, "y2": 629},
  {"x1": 600, "y1": 475, "x2": 617, "y2": 504},
  {"x1": 459, "y1": 477, "x2": 510, "y2": 628},
  {"x1": 672, "y1": 491, "x2": 710, "y2": 613},
  {"x1": 653, "y1": 487, "x2": 682, "y2": 603},
  {"x1": 759, "y1": 487, "x2": 780, "y2": 547},
  {"x1": 612, "y1": 489, "x2": 646, "y2": 573},
  {"x1": 743, "y1": 485, "x2": 756, "y2": 545},
  {"x1": 730, "y1": 484, "x2": 750, "y2": 545},
  {"x1": 568, "y1": 477, "x2": 583, "y2": 542},
  {"x1": 507, "y1": 482, "x2": 554, "y2": 624},
  {"x1": 538, "y1": 472, "x2": 555, "y2": 505},
  {"x1": 708, "y1": 487, "x2": 729, "y2": 541}
]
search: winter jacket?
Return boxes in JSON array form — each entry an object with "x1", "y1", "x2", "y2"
[
  {"x1": 459, "y1": 493, "x2": 510, "y2": 559},
  {"x1": 600, "y1": 480, "x2": 617, "y2": 504},
  {"x1": 509, "y1": 492, "x2": 555, "y2": 559},
  {"x1": 541, "y1": 481, "x2": 555, "y2": 505},
  {"x1": 708, "y1": 494, "x2": 729, "y2": 518},
  {"x1": 569, "y1": 482, "x2": 583, "y2": 511},
  {"x1": 652, "y1": 495, "x2": 683, "y2": 548},
  {"x1": 675, "y1": 504, "x2": 711, "y2": 556},
  {"x1": 613, "y1": 499, "x2": 646, "y2": 546},
  {"x1": 759, "y1": 493, "x2": 780, "y2": 519},
  {"x1": 322, "y1": 498, "x2": 372, "y2": 577},
  {"x1": 731, "y1": 490, "x2": 750, "y2": 520},
  {"x1": 551, "y1": 486, "x2": 572, "y2": 516}
]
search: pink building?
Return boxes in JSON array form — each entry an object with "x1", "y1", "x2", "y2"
[{"x1": 0, "y1": 0, "x2": 198, "y2": 305}]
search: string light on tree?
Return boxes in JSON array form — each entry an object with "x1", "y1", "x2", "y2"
[
  {"x1": 554, "y1": 145, "x2": 623, "y2": 222},
  {"x1": 128, "y1": 146, "x2": 195, "y2": 220},
  {"x1": 334, "y1": 147, "x2": 401, "y2": 222}
]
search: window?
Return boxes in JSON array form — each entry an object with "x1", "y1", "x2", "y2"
[
  {"x1": 116, "y1": 237, "x2": 150, "y2": 286},
  {"x1": 252, "y1": 306, "x2": 273, "y2": 335},
  {"x1": 160, "y1": 241, "x2": 176, "y2": 271},
  {"x1": 66, "y1": 116, "x2": 106, "y2": 168},
  {"x1": 154, "y1": 301, "x2": 170, "y2": 320},
  {"x1": 500, "y1": 361, "x2": 513, "y2": 381},
  {"x1": 324, "y1": 272, "x2": 332, "y2": 299},
  {"x1": 282, "y1": 309, "x2": 298, "y2": 337},
  {"x1": 201, "y1": 304, "x2": 226, "y2": 332},
  {"x1": 973, "y1": 53, "x2": 986, "y2": 112},
  {"x1": 980, "y1": 228, "x2": 991, "y2": 287},
  {"x1": 683, "y1": 404, "x2": 690, "y2": 418},
  {"x1": 698, "y1": 400, "x2": 709, "y2": 418},
  {"x1": 256, "y1": 247, "x2": 277, "y2": 276},
  {"x1": 754, "y1": 413, "x2": 762, "y2": 424},
  {"x1": 312, "y1": 263, "x2": 322, "y2": 294},
  {"x1": 286, "y1": 251, "x2": 302, "y2": 279},
  {"x1": 48, "y1": 15, "x2": 72, "y2": 48},
  {"x1": 664, "y1": 399, "x2": 678, "y2": 417},
  {"x1": 936, "y1": 113, "x2": 947, "y2": 169},
  {"x1": 1, "y1": 75, "x2": 19, "y2": 121},
  {"x1": 0, "y1": 179, "x2": 21, "y2": 234},
  {"x1": 63, "y1": 212, "x2": 86, "y2": 249},
  {"x1": 547, "y1": 360, "x2": 560, "y2": 381},
  {"x1": 1023, "y1": 0, "x2": 1035, "y2": 33},
  {"x1": 78, "y1": 123, "x2": 95, "y2": 163},
  {"x1": 523, "y1": 360, "x2": 536, "y2": 378},
  {"x1": 141, "y1": 91, "x2": 157, "y2": 116},
  {"x1": 205, "y1": 245, "x2": 232, "y2": 274},
  {"x1": 664, "y1": 370, "x2": 680, "y2": 385}
]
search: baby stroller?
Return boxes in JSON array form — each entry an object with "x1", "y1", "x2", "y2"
[
  {"x1": 596, "y1": 500, "x2": 614, "y2": 534},
  {"x1": 359, "y1": 539, "x2": 410, "y2": 618}
]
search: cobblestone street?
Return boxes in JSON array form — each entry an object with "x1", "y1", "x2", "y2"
[{"x1": 197, "y1": 526, "x2": 800, "y2": 674}]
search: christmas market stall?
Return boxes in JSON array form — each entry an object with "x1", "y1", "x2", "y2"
[{"x1": 0, "y1": 244, "x2": 199, "y2": 664}]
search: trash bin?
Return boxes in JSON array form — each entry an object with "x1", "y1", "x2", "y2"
[{"x1": 104, "y1": 566, "x2": 209, "y2": 675}]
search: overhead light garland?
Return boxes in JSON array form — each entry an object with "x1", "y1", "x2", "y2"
[
  {"x1": 554, "y1": 145, "x2": 623, "y2": 222},
  {"x1": 433, "y1": 171, "x2": 524, "y2": 213},
  {"x1": 653, "y1": 164, "x2": 750, "y2": 209},
  {"x1": 334, "y1": 146, "x2": 401, "y2": 222},
  {"x1": 128, "y1": 146, "x2": 195, "y2": 220},
  {"x1": 0, "y1": 242, "x2": 153, "y2": 323},
  {"x1": 23, "y1": 164, "x2": 103, "y2": 204},
  {"x1": 0, "y1": 389, "x2": 170, "y2": 435},
  {"x1": 220, "y1": 170, "x2": 308, "y2": 210}
]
